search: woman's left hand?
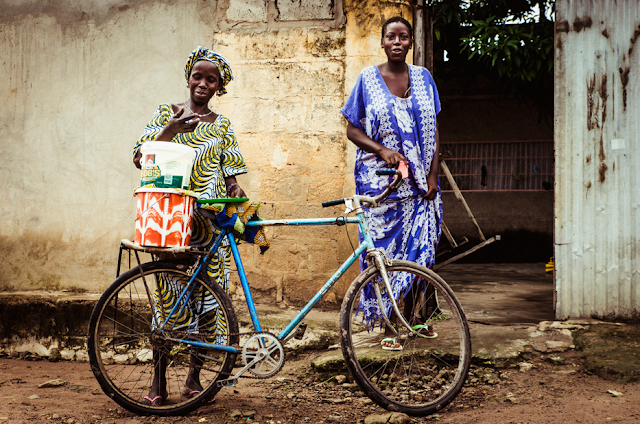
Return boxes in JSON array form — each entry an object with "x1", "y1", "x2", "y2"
[
  {"x1": 423, "y1": 187, "x2": 438, "y2": 201},
  {"x1": 422, "y1": 175, "x2": 439, "y2": 201},
  {"x1": 227, "y1": 183, "x2": 246, "y2": 198}
]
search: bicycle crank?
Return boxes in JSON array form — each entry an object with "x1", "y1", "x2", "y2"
[{"x1": 241, "y1": 332, "x2": 284, "y2": 378}]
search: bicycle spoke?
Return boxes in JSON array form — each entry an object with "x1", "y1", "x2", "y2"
[
  {"x1": 88, "y1": 262, "x2": 238, "y2": 416},
  {"x1": 340, "y1": 260, "x2": 471, "y2": 416}
]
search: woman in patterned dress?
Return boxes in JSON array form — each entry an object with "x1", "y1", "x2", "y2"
[
  {"x1": 133, "y1": 46, "x2": 246, "y2": 405},
  {"x1": 340, "y1": 17, "x2": 442, "y2": 350}
]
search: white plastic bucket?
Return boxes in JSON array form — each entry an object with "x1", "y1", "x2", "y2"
[{"x1": 140, "y1": 141, "x2": 196, "y2": 190}]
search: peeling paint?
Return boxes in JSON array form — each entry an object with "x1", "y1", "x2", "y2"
[
  {"x1": 619, "y1": 67, "x2": 630, "y2": 111},
  {"x1": 598, "y1": 74, "x2": 607, "y2": 124},
  {"x1": 598, "y1": 132, "x2": 607, "y2": 184},
  {"x1": 598, "y1": 134, "x2": 606, "y2": 162},
  {"x1": 572, "y1": 16, "x2": 592, "y2": 32},
  {"x1": 586, "y1": 74, "x2": 597, "y2": 130},
  {"x1": 270, "y1": 144, "x2": 290, "y2": 170},
  {"x1": 629, "y1": 23, "x2": 640, "y2": 56},
  {"x1": 586, "y1": 74, "x2": 603, "y2": 130},
  {"x1": 586, "y1": 72, "x2": 608, "y2": 131},
  {"x1": 598, "y1": 162, "x2": 608, "y2": 183},
  {"x1": 555, "y1": 20, "x2": 569, "y2": 33}
]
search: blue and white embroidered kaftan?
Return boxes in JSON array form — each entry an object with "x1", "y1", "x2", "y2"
[{"x1": 340, "y1": 64, "x2": 443, "y2": 326}]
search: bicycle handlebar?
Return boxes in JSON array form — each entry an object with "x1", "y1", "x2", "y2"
[
  {"x1": 372, "y1": 168, "x2": 404, "y2": 205},
  {"x1": 322, "y1": 168, "x2": 403, "y2": 208},
  {"x1": 375, "y1": 168, "x2": 398, "y2": 176},
  {"x1": 321, "y1": 198, "x2": 346, "y2": 208}
]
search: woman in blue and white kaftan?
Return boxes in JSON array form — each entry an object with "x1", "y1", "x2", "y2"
[{"x1": 340, "y1": 40, "x2": 442, "y2": 330}]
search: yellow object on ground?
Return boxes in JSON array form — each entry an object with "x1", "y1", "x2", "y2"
[{"x1": 545, "y1": 257, "x2": 554, "y2": 273}]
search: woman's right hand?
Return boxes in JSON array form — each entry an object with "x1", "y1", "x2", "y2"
[
  {"x1": 134, "y1": 108, "x2": 199, "y2": 168},
  {"x1": 346, "y1": 122, "x2": 405, "y2": 168},
  {"x1": 162, "y1": 107, "x2": 199, "y2": 137},
  {"x1": 378, "y1": 146, "x2": 406, "y2": 168}
]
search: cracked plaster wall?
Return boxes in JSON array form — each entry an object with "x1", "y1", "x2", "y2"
[{"x1": 0, "y1": 0, "x2": 411, "y2": 306}]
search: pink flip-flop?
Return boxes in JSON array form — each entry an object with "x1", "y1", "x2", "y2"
[
  {"x1": 186, "y1": 390, "x2": 216, "y2": 404},
  {"x1": 142, "y1": 395, "x2": 163, "y2": 406}
]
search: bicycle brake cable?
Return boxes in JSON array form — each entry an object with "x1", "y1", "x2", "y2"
[{"x1": 344, "y1": 209, "x2": 357, "y2": 255}]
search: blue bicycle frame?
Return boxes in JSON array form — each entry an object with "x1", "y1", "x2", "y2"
[{"x1": 161, "y1": 211, "x2": 377, "y2": 355}]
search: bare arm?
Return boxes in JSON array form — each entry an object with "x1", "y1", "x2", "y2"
[{"x1": 346, "y1": 121, "x2": 405, "y2": 167}]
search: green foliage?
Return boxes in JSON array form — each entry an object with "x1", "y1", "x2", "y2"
[
  {"x1": 461, "y1": 17, "x2": 554, "y2": 82},
  {"x1": 428, "y1": 0, "x2": 554, "y2": 82},
  {"x1": 426, "y1": 0, "x2": 555, "y2": 118}
]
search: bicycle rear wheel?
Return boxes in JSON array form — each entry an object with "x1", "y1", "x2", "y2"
[
  {"x1": 88, "y1": 261, "x2": 238, "y2": 416},
  {"x1": 339, "y1": 260, "x2": 471, "y2": 416}
]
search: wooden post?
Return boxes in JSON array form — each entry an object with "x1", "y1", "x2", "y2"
[
  {"x1": 413, "y1": 0, "x2": 425, "y2": 67},
  {"x1": 425, "y1": 5, "x2": 434, "y2": 73}
]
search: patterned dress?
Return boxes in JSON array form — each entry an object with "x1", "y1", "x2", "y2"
[
  {"x1": 340, "y1": 65, "x2": 443, "y2": 326},
  {"x1": 134, "y1": 103, "x2": 247, "y2": 338}
]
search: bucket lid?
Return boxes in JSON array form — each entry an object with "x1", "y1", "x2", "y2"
[
  {"x1": 134, "y1": 187, "x2": 200, "y2": 198},
  {"x1": 140, "y1": 141, "x2": 196, "y2": 157}
]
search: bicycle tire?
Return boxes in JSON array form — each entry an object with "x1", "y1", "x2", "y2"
[
  {"x1": 339, "y1": 260, "x2": 471, "y2": 416},
  {"x1": 88, "y1": 261, "x2": 238, "y2": 416}
]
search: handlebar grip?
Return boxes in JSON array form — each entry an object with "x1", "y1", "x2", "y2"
[
  {"x1": 375, "y1": 168, "x2": 398, "y2": 176},
  {"x1": 322, "y1": 198, "x2": 345, "y2": 208}
]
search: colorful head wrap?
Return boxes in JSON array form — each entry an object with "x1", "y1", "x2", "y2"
[{"x1": 184, "y1": 46, "x2": 234, "y2": 96}]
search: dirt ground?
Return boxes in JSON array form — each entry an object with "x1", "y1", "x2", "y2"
[{"x1": 1, "y1": 348, "x2": 639, "y2": 424}]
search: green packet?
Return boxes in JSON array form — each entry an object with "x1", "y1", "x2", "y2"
[{"x1": 196, "y1": 198, "x2": 249, "y2": 204}]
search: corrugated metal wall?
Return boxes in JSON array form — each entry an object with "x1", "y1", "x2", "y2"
[{"x1": 555, "y1": 0, "x2": 640, "y2": 319}]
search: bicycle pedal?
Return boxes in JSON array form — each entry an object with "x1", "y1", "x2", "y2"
[
  {"x1": 215, "y1": 378, "x2": 238, "y2": 388},
  {"x1": 293, "y1": 322, "x2": 307, "y2": 340}
]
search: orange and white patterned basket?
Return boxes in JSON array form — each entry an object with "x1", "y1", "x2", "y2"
[{"x1": 134, "y1": 188, "x2": 196, "y2": 247}]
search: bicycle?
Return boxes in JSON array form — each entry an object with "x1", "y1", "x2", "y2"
[{"x1": 87, "y1": 169, "x2": 471, "y2": 416}]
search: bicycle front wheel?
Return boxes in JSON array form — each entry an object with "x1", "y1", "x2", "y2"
[
  {"x1": 88, "y1": 261, "x2": 238, "y2": 416},
  {"x1": 339, "y1": 260, "x2": 471, "y2": 416}
]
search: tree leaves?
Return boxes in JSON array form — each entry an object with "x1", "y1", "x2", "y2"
[
  {"x1": 460, "y1": 16, "x2": 553, "y2": 83},
  {"x1": 427, "y1": 0, "x2": 555, "y2": 121}
]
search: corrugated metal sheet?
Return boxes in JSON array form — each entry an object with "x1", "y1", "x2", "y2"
[{"x1": 555, "y1": 0, "x2": 640, "y2": 319}]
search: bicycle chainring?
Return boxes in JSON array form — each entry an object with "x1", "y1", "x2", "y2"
[{"x1": 241, "y1": 332, "x2": 284, "y2": 378}]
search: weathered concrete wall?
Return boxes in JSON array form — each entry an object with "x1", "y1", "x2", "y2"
[{"x1": 0, "y1": 0, "x2": 413, "y2": 307}]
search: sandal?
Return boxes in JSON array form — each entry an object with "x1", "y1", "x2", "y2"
[
  {"x1": 186, "y1": 390, "x2": 201, "y2": 399},
  {"x1": 381, "y1": 337, "x2": 403, "y2": 351},
  {"x1": 184, "y1": 390, "x2": 216, "y2": 404},
  {"x1": 142, "y1": 395, "x2": 164, "y2": 406},
  {"x1": 411, "y1": 324, "x2": 438, "y2": 339}
]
